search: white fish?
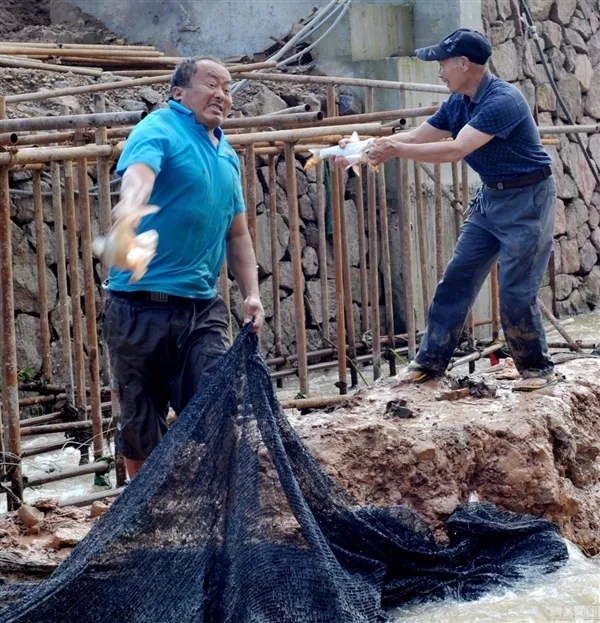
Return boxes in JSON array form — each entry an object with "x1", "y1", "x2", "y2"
[
  {"x1": 304, "y1": 131, "x2": 379, "y2": 175},
  {"x1": 92, "y1": 206, "x2": 159, "y2": 283}
]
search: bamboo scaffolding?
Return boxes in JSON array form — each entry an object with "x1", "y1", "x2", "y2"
[
  {"x1": 284, "y1": 142, "x2": 309, "y2": 395},
  {"x1": 32, "y1": 171, "x2": 52, "y2": 382},
  {"x1": 0, "y1": 55, "x2": 103, "y2": 77},
  {"x1": 234, "y1": 72, "x2": 449, "y2": 94},
  {"x1": 268, "y1": 155, "x2": 283, "y2": 363},
  {"x1": 63, "y1": 160, "x2": 87, "y2": 419},
  {"x1": 413, "y1": 161, "x2": 431, "y2": 315},
  {"x1": 354, "y1": 170, "x2": 369, "y2": 334},
  {"x1": 434, "y1": 164, "x2": 444, "y2": 282},
  {"x1": 76, "y1": 154, "x2": 104, "y2": 459},
  {"x1": 315, "y1": 161, "x2": 330, "y2": 343},
  {"x1": 327, "y1": 86, "x2": 348, "y2": 393},
  {"x1": 51, "y1": 162, "x2": 75, "y2": 406},
  {"x1": 0, "y1": 110, "x2": 145, "y2": 134},
  {"x1": 377, "y1": 167, "x2": 396, "y2": 376},
  {"x1": 365, "y1": 87, "x2": 381, "y2": 380},
  {"x1": 401, "y1": 157, "x2": 416, "y2": 361},
  {"x1": 0, "y1": 96, "x2": 23, "y2": 507}
]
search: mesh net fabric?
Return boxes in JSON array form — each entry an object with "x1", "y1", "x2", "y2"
[{"x1": 0, "y1": 326, "x2": 568, "y2": 622}]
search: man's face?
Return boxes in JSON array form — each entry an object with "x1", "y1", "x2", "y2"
[
  {"x1": 438, "y1": 57, "x2": 467, "y2": 93},
  {"x1": 174, "y1": 60, "x2": 232, "y2": 129}
]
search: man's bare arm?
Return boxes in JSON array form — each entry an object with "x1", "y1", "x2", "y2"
[
  {"x1": 226, "y1": 213, "x2": 264, "y2": 332},
  {"x1": 113, "y1": 163, "x2": 157, "y2": 222},
  {"x1": 388, "y1": 121, "x2": 451, "y2": 145},
  {"x1": 369, "y1": 124, "x2": 494, "y2": 166}
]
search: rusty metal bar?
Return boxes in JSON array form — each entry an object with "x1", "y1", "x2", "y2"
[
  {"x1": 51, "y1": 162, "x2": 75, "y2": 406},
  {"x1": 327, "y1": 85, "x2": 348, "y2": 393},
  {"x1": 19, "y1": 393, "x2": 66, "y2": 408},
  {"x1": 549, "y1": 249, "x2": 557, "y2": 319},
  {"x1": 354, "y1": 169, "x2": 369, "y2": 335},
  {"x1": 223, "y1": 111, "x2": 323, "y2": 129},
  {"x1": 315, "y1": 161, "x2": 330, "y2": 343},
  {"x1": 491, "y1": 264, "x2": 501, "y2": 340},
  {"x1": 21, "y1": 439, "x2": 70, "y2": 458},
  {"x1": 63, "y1": 160, "x2": 87, "y2": 418},
  {"x1": 25, "y1": 461, "x2": 110, "y2": 489},
  {"x1": 434, "y1": 164, "x2": 444, "y2": 283},
  {"x1": 0, "y1": 111, "x2": 145, "y2": 134},
  {"x1": 0, "y1": 95, "x2": 23, "y2": 507},
  {"x1": 280, "y1": 395, "x2": 353, "y2": 411},
  {"x1": 245, "y1": 143, "x2": 258, "y2": 253},
  {"x1": 461, "y1": 161, "x2": 475, "y2": 372},
  {"x1": 0, "y1": 143, "x2": 122, "y2": 166},
  {"x1": 451, "y1": 162, "x2": 462, "y2": 237},
  {"x1": 21, "y1": 417, "x2": 112, "y2": 437},
  {"x1": 1, "y1": 45, "x2": 162, "y2": 58},
  {"x1": 401, "y1": 158, "x2": 416, "y2": 361},
  {"x1": 234, "y1": 72, "x2": 449, "y2": 94},
  {"x1": 377, "y1": 167, "x2": 396, "y2": 376},
  {"x1": 57, "y1": 486, "x2": 124, "y2": 508},
  {"x1": 413, "y1": 161, "x2": 431, "y2": 317},
  {"x1": 239, "y1": 152, "x2": 247, "y2": 204},
  {"x1": 20, "y1": 411, "x2": 62, "y2": 427},
  {"x1": 268, "y1": 156, "x2": 283, "y2": 358},
  {"x1": 537, "y1": 298, "x2": 581, "y2": 351},
  {"x1": 298, "y1": 105, "x2": 441, "y2": 129},
  {"x1": 338, "y1": 157, "x2": 358, "y2": 389},
  {"x1": 365, "y1": 87, "x2": 381, "y2": 380},
  {"x1": 283, "y1": 142, "x2": 309, "y2": 395},
  {"x1": 32, "y1": 171, "x2": 52, "y2": 382},
  {"x1": 76, "y1": 156, "x2": 104, "y2": 459},
  {"x1": 218, "y1": 261, "x2": 233, "y2": 342},
  {"x1": 420, "y1": 162, "x2": 464, "y2": 216}
]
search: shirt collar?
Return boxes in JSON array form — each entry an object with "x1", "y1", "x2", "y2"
[
  {"x1": 469, "y1": 70, "x2": 493, "y2": 105},
  {"x1": 168, "y1": 99, "x2": 223, "y2": 141}
]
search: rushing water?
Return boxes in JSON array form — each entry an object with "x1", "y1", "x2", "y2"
[{"x1": 7, "y1": 311, "x2": 600, "y2": 619}]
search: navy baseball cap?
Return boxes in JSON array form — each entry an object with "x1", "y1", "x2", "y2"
[{"x1": 415, "y1": 28, "x2": 492, "y2": 65}]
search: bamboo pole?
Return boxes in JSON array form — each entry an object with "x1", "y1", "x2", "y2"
[
  {"x1": 280, "y1": 395, "x2": 353, "y2": 410},
  {"x1": 51, "y1": 162, "x2": 75, "y2": 406},
  {"x1": 284, "y1": 142, "x2": 309, "y2": 395},
  {"x1": 20, "y1": 417, "x2": 112, "y2": 437},
  {"x1": 401, "y1": 158, "x2": 416, "y2": 361},
  {"x1": 63, "y1": 160, "x2": 87, "y2": 419},
  {"x1": 451, "y1": 162, "x2": 463, "y2": 235},
  {"x1": 434, "y1": 163, "x2": 444, "y2": 282},
  {"x1": 32, "y1": 171, "x2": 52, "y2": 382},
  {"x1": 491, "y1": 264, "x2": 500, "y2": 340},
  {"x1": 315, "y1": 161, "x2": 330, "y2": 343},
  {"x1": 327, "y1": 86, "x2": 348, "y2": 393},
  {"x1": 0, "y1": 96, "x2": 23, "y2": 507},
  {"x1": 0, "y1": 46, "x2": 163, "y2": 58},
  {"x1": 76, "y1": 156, "x2": 104, "y2": 459},
  {"x1": 58, "y1": 487, "x2": 124, "y2": 508},
  {"x1": 234, "y1": 72, "x2": 449, "y2": 94},
  {"x1": 0, "y1": 55, "x2": 103, "y2": 77},
  {"x1": 413, "y1": 161, "x2": 431, "y2": 316},
  {"x1": 365, "y1": 87, "x2": 381, "y2": 380},
  {"x1": 354, "y1": 170, "x2": 369, "y2": 334},
  {"x1": 0, "y1": 111, "x2": 144, "y2": 134},
  {"x1": 268, "y1": 156, "x2": 283, "y2": 359},
  {"x1": 377, "y1": 166, "x2": 396, "y2": 376}
]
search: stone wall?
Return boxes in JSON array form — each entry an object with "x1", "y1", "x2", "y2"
[{"x1": 483, "y1": 0, "x2": 600, "y2": 316}]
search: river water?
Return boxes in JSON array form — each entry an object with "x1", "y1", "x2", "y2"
[{"x1": 10, "y1": 311, "x2": 600, "y2": 620}]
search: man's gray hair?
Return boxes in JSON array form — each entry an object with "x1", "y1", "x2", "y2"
[{"x1": 170, "y1": 55, "x2": 226, "y2": 98}]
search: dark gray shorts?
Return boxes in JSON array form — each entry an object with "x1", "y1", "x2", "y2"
[{"x1": 104, "y1": 293, "x2": 230, "y2": 460}]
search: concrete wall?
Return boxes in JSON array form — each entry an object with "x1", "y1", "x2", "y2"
[{"x1": 71, "y1": 0, "x2": 327, "y2": 58}]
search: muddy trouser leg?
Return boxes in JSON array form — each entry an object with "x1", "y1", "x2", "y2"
[
  {"x1": 494, "y1": 178, "x2": 556, "y2": 377},
  {"x1": 415, "y1": 215, "x2": 500, "y2": 374}
]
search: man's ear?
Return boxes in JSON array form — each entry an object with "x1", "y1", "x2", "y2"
[
  {"x1": 171, "y1": 86, "x2": 184, "y2": 101},
  {"x1": 459, "y1": 57, "x2": 470, "y2": 71}
]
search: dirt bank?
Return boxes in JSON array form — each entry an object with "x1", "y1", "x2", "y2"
[{"x1": 1, "y1": 355, "x2": 598, "y2": 587}]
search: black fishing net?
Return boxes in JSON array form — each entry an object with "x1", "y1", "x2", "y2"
[{"x1": 0, "y1": 327, "x2": 568, "y2": 622}]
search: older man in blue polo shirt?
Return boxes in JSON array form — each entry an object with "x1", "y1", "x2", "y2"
[
  {"x1": 367, "y1": 28, "x2": 556, "y2": 391},
  {"x1": 104, "y1": 56, "x2": 264, "y2": 478}
]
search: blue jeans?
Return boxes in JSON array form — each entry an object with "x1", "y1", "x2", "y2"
[{"x1": 416, "y1": 176, "x2": 556, "y2": 378}]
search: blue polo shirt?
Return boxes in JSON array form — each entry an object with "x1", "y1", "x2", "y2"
[
  {"x1": 427, "y1": 70, "x2": 551, "y2": 184},
  {"x1": 108, "y1": 100, "x2": 245, "y2": 299}
]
